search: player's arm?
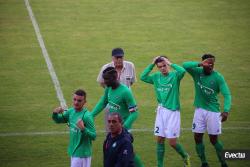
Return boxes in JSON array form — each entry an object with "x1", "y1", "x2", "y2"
[
  {"x1": 182, "y1": 61, "x2": 201, "y2": 76},
  {"x1": 123, "y1": 90, "x2": 139, "y2": 130},
  {"x1": 171, "y1": 63, "x2": 186, "y2": 79},
  {"x1": 115, "y1": 140, "x2": 134, "y2": 167},
  {"x1": 91, "y1": 88, "x2": 108, "y2": 118},
  {"x1": 77, "y1": 112, "x2": 96, "y2": 140},
  {"x1": 163, "y1": 57, "x2": 186, "y2": 79},
  {"x1": 218, "y1": 74, "x2": 232, "y2": 122},
  {"x1": 52, "y1": 107, "x2": 69, "y2": 123},
  {"x1": 140, "y1": 57, "x2": 158, "y2": 84}
]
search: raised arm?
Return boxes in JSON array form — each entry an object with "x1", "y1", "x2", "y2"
[
  {"x1": 182, "y1": 61, "x2": 201, "y2": 76},
  {"x1": 52, "y1": 107, "x2": 69, "y2": 123},
  {"x1": 140, "y1": 57, "x2": 160, "y2": 84},
  {"x1": 162, "y1": 57, "x2": 186, "y2": 79}
]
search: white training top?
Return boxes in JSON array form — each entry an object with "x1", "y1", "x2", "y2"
[{"x1": 97, "y1": 61, "x2": 136, "y2": 87}]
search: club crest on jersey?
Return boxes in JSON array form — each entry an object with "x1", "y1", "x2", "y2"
[
  {"x1": 112, "y1": 142, "x2": 117, "y2": 148},
  {"x1": 210, "y1": 80, "x2": 215, "y2": 85}
]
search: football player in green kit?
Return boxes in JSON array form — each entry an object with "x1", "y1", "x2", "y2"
[
  {"x1": 91, "y1": 66, "x2": 144, "y2": 167},
  {"x1": 183, "y1": 54, "x2": 231, "y2": 167},
  {"x1": 52, "y1": 89, "x2": 96, "y2": 167},
  {"x1": 140, "y1": 56, "x2": 191, "y2": 167}
]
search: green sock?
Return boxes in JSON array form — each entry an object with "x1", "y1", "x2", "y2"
[
  {"x1": 214, "y1": 141, "x2": 227, "y2": 165},
  {"x1": 134, "y1": 154, "x2": 144, "y2": 167},
  {"x1": 196, "y1": 142, "x2": 207, "y2": 164},
  {"x1": 157, "y1": 143, "x2": 165, "y2": 167},
  {"x1": 175, "y1": 143, "x2": 188, "y2": 159}
]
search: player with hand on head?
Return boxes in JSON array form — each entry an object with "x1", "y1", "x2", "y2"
[
  {"x1": 140, "y1": 56, "x2": 191, "y2": 167},
  {"x1": 183, "y1": 54, "x2": 231, "y2": 167},
  {"x1": 52, "y1": 89, "x2": 96, "y2": 167}
]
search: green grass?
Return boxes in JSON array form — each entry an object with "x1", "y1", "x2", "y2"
[{"x1": 0, "y1": 0, "x2": 250, "y2": 166}]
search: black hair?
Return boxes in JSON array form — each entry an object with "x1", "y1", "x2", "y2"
[
  {"x1": 155, "y1": 55, "x2": 168, "y2": 64},
  {"x1": 102, "y1": 67, "x2": 117, "y2": 77},
  {"x1": 108, "y1": 112, "x2": 123, "y2": 123},
  {"x1": 74, "y1": 89, "x2": 86, "y2": 97},
  {"x1": 202, "y1": 54, "x2": 215, "y2": 61},
  {"x1": 112, "y1": 48, "x2": 124, "y2": 56}
]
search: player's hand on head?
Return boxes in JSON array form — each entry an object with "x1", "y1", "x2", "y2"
[
  {"x1": 77, "y1": 119, "x2": 85, "y2": 130},
  {"x1": 53, "y1": 107, "x2": 64, "y2": 114},
  {"x1": 163, "y1": 57, "x2": 172, "y2": 65},
  {"x1": 220, "y1": 112, "x2": 229, "y2": 122},
  {"x1": 201, "y1": 58, "x2": 213, "y2": 67},
  {"x1": 152, "y1": 56, "x2": 161, "y2": 64}
]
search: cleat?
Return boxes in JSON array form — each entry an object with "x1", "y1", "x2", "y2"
[
  {"x1": 201, "y1": 162, "x2": 209, "y2": 167},
  {"x1": 184, "y1": 154, "x2": 191, "y2": 167},
  {"x1": 221, "y1": 163, "x2": 228, "y2": 167}
]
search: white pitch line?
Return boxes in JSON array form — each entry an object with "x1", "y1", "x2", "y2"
[
  {"x1": 1, "y1": 127, "x2": 250, "y2": 137},
  {"x1": 24, "y1": 0, "x2": 67, "y2": 108}
]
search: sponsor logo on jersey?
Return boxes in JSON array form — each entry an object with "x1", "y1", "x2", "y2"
[
  {"x1": 157, "y1": 84, "x2": 173, "y2": 92},
  {"x1": 108, "y1": 101, "x2": 121, "y2": 110},
  {"x1": 197, "y1": 81, "x2": 214, "y2": 95}
]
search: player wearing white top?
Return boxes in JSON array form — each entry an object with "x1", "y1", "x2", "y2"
[{"x1": 97, "y1": 48, "x2": 136, "y2": 88}]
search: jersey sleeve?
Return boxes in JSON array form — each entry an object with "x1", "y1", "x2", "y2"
[
  {"x1": 123, "y1": 89, "x2": 139, "y2": 129},
  {"x1": 52, "y1": 109, "x2": 69, "y2": 123},
  {"x1": 218, "y1": 74, "x2": 232, "y2": 112},
  {"x1": 91, "y1": 88, "x2": 109, "y2": 117},
  {"x1": 81, "y1": 112, "x2": 96, "y2": 140},
  {"x1": 170, "y1": 63, "x2": 186, "y2": 80},
  {"x1": 182, "y1": 61, "x2": 201, "y2": 77},
  {"x1": 140, "y1": 64, "x2": 155, "y2": 84}
]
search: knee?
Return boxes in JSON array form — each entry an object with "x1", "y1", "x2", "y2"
[
  {"x1": 209, "y1": 138, "x2": 217, "y2": 145},
  {"x1": 169, "y1": 142, "x2": 176, "y2": 148},
  {"x1": 194, "y1": 133, "x2": 203, "y2": 144},
  {"x1": 209, "y1": 135, "x2": 218, "y2": 145},
  {"x1": 168, "y1": 139, "x2": 177, "y2": 148},
  {"x1": 157, "y1": 137, "x2": 165, "y2": 144}
]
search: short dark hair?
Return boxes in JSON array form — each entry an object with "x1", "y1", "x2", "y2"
[
  {"x1": 202, "y1": 54, "x2": 215, "y2": 61},
  {"x1": 102, "y1": 67, "x2": 117, "y2": 77},
  {"x1": 108, "y1": 112, "x2": 123, "y2": 123},
  {"x1": 112, "y1": 48, "x2": 124, "y2": 57},
  {"x1": 74, "y1": 89, "x2": 86, "y2": 97},
  {"x1": 155, "y1": 55, "x2": 168, "y2": 64}
]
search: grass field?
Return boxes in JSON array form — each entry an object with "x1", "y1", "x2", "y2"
[{"x1": 0, "y1": 0, "x2": 250, "y2": 166}]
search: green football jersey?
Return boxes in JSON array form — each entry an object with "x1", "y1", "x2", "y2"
[
  {"x1": 52, "y1": 107, "x2": 96, "y2": 157},
  {"x1": 91, "y1": 84, "x2": 138, "y2": 129},
  {"x1": 140, "y1": 63, "x2": 186, "y2": 111},
  {"x1": 183, "y1": 61, "x2": 231, "y2": 112}
]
